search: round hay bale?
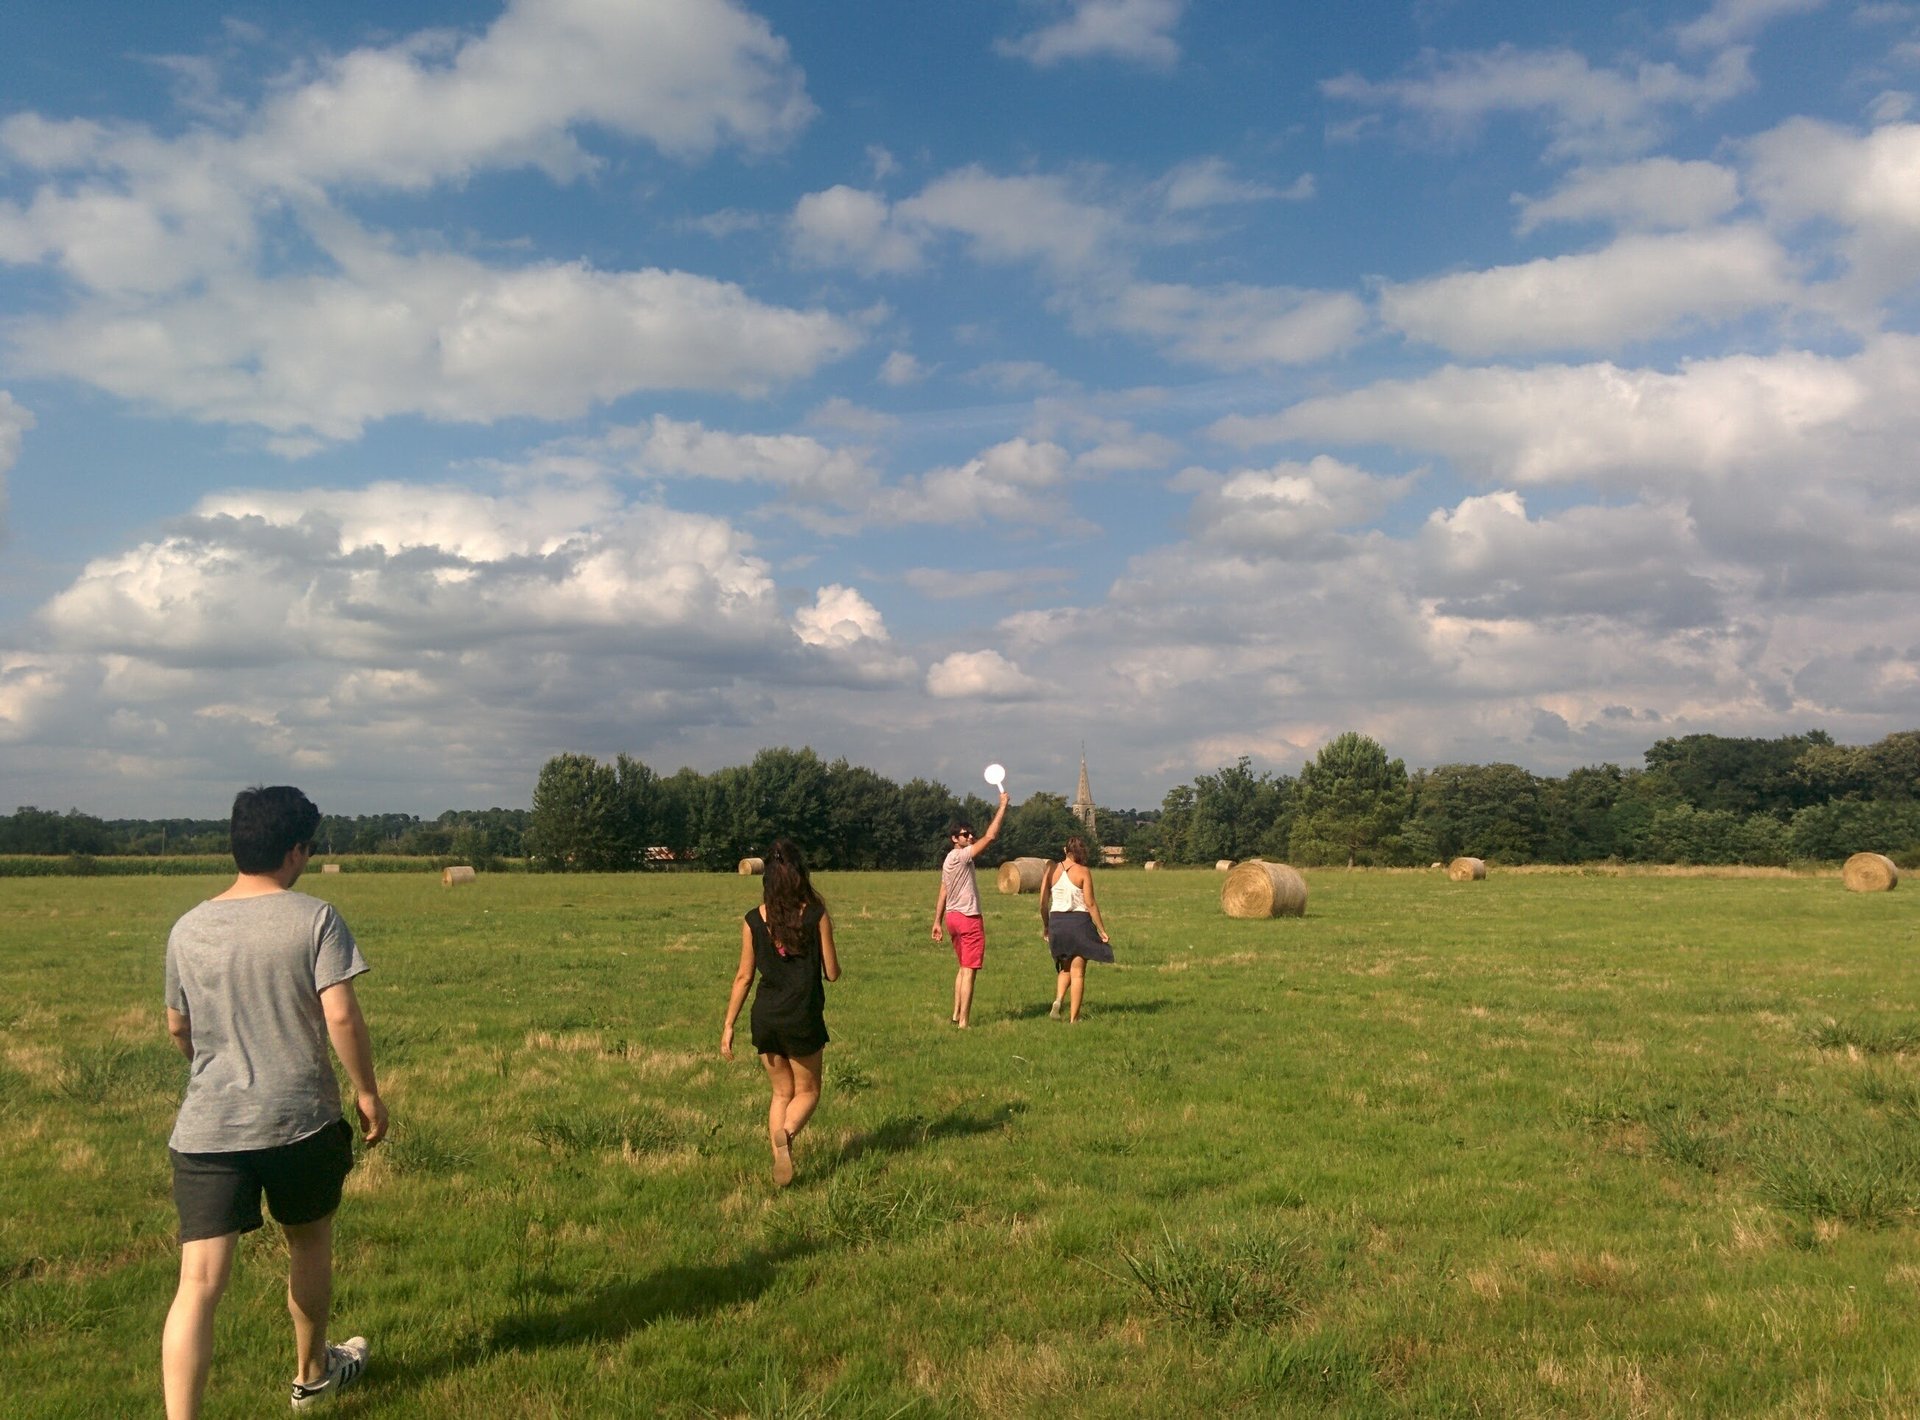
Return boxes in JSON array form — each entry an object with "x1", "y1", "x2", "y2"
[
  {"x1": 441, "y1": 865, "x2": 476, "y2": 887},
  {"x1": 738, "y1": 857, "x2": 764, "y2": 876},
  {"x1": 1214, "y1": 859, "x2": 1233, "y2": 872},
  {"x1": 320, "y1": 863, "x2": 342, "y2": 875},
  {"x1": 1447, "y1": 857, "x2": 1486, "y2": 882},
  {"x1": 997, "y1": 857, "x2": 1049, "y2": 894},
  {"x1": 1842, "y1": 852, "x2": 1898, "y2": 892},
  {"x1": 1143, "y1": 860, "x2": 1159, "y2": 871},
  {"x1": 1221, "y1": 860, "x2": 1308, "y2": 918}
]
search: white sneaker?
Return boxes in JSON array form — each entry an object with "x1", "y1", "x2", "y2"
[{"x1": 290, "y1": 1336, "x2": 369, "y2": 1409}]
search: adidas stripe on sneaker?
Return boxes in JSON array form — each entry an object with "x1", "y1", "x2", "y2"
[{"x1": 290, "y1": 1336, "x2": 369, "y2": 1409}]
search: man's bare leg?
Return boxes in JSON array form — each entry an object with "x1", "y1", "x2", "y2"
[
  {"x1": 163, "y1": 1233, "x2": 237, "y2": 1420},
  {"x1": 953, "y1": 966, "x2": 976, "y2": 1028},
  {"x1": 284, "y1": 1214, "x2": 334, "y2": 1386}
]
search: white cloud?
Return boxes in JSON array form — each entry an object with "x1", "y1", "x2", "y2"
[
  {"x1": 608, "y1": 415, "x2": 878, "y2": 501},
  {"x1": 789, "y1": 185, "x2": 924, "y2": 275},
  {"x1": 1157, "y1": 157, "x2": 1289, "y2": 212},
  {"x1": 8, "y1": 250, "x2": 863, "y2": 439},
  {"x1": 998, "y1": 0, "x2": 1185, "y2": 69},
  {"x1": 871, "y1": 437, "x2": 1074, "y2": 526},
  {"x1": 1514, "y1": 158, "x2": 1742, "y2": 234},
  {"x1": 1225, "y1": 343, "x2": 1908, "y2": 489},
  {"x1": 1323, "y1": 44, "x2": 1755, "y2": 158},
  {"x1": 793, "y1": 584, "x2": 890, "y2": 648},
  {"x1": 1379, "y1": 227, "x2": 1795, "y2": 355},
  {"x1": 1102, "y1": 281, "x2": 1367, "y2": 366},
  {"x1": 1181, "y1": 455, "x2": 1419, "y2": 554},
  {"x1": 1746, "y1": 119, "x2": 1920, "y2": 307},
  {"x1": 902, "y1": 566, "x2": 1075, "y2": 600},
  {"x1": 925, "y1": 649, "x2": 1042, "y2": 699},
  {"x1": 1676, "y1": 0, "x2": 1827, "y2": 52},
  {"x1": 880, "y1": 351, "x2": 930, "y2": 385},
  {"x1": 897, "y1": 167, "x2": 1129, "y2": 275}
]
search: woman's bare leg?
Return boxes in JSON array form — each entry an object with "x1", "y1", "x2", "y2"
[
  {"x1": 1052, "y1": 967, "x2": 1070, "y2": 1018},
  {"x1": 1068, "y1": 957, "x2": 1087, "y2": 1022},
  {"x1": 761, "y1": 1053, "x2": 796, "y2": 1185},
  {"x1": 782, "y1": 1051, "x2": 825, "y2": 1142}
]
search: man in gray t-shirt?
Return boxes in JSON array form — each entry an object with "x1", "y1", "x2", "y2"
[
  {"x1": 931, "y1": 789, "x2": 1008, "y2": 1028},
  {"x1": 161, "y1": 785, "x2": 388, "y2": 1418}
]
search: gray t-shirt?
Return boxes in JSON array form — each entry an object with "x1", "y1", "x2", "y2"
[
  {"x1": 164, "y1": 890, "x2": 368, "y2": 1153},
  {"x1": 942, "y1": 846, "x2": 982, "y2": 918}
]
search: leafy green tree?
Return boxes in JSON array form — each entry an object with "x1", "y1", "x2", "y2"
[
  {"x1": 1157, "y1": 784, "x2": 1196, "y2": 864},
  {"x1": 1643, "y1": 805, "x2": 1789, "y2": 865},
  {"x1": 1789, "y1": 800, "x2": 1920, "y2": 861},
  {"x1": 898, "y1": 777, "x2": 962, "y2": 867},
  {"x1": 1000, "y1": 791, "x2": 1089, "y2": 861},
  {"x1": 1860, "y1": 731, "x2": 1920, "y2": 801},
  {"x1": 1644, "y1": 731, "x2": 1832, "y2": 819},
  {"x1": 822, "y1": 759, "x2": 906, "y2": 869},
  {"x1": 1288, "y1": 732, "x2": 1410, "y2": 867},
  {"x1": 1536, "y1": 764, "x2": 1634, "y2": 862},
  {"x1": 524, "y1": 753, "x2": 631, "y2": 870},
  {"x1": 1187, "y1": 757, "x2": 1286, "y2": 863},
  {"x1": 1405, "y1": 763, "x2": 1541, "y2": 865}
]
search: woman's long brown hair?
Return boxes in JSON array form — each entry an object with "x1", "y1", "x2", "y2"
[{"x1": 763, "y1": 838, "x2": 826, "y2": 955}]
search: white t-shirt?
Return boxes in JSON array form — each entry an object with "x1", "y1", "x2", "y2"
[{"x1": 941, "y1": 846, "x2": 981, "y2": 917}]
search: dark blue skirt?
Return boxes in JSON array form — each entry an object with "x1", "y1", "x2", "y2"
[{"x1": 1046, "y1": 911, "x2": 1113, "y2": 967}]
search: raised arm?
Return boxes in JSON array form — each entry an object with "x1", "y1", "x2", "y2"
[
  {"x1": 320, "y1": 977, "x2": 387, "y2": 1144},
  {"x1": 819, "y1": 912, "x2": 840, "y2": 982},
  {"x1": 721, "y1": 920, "x2": 756, "y2": 1059},
  {"x1": 967, "y1": 790, "x2": 1011, "y2": 857}
]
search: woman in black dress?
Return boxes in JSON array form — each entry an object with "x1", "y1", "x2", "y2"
[
  {"x1": 1039, "y1": 835, "x2": 1113, "y2": 1023},
  {"x1": 721, "y1": 838, "x2": 840, "y2": 1186}
]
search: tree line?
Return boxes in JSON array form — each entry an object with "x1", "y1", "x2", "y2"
[
  {"x1": 0, "y1": 806, "x2": 530, "y2": 865},
  {"x1": 1139, "y1": 729, "x2": 1920, "y2": 869},
  {"x1": 7, "y1": 727, "x2": 1915, "y2": 871}
]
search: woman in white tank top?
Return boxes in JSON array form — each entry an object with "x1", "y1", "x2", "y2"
[{"x1": 1039, "y1": 835, "x2": 1113, "y2": 1022}]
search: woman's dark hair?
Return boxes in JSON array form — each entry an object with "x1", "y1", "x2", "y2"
[
  {"x1": 230, "y1": 785, "x2": 321, "y2": 874},
  {"x1": 763, "y1": 839, "x2": 826, "y2": 954},
  {"x1": 1063, "y1": 836, "x2": 1089, "y2": 866}
]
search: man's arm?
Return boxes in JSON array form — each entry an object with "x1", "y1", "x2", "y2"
[
  {"x1": 931, "y1": 873, "x2": 949, "y2": 941},
  {"x1": 166, "y1": 1007, "x2": 193, "y2": 1061},
  {"x1": 319, "y1": 978, "x2": 387, "y2": 1144},
  {"x1": 967, "y1": 791, "x2": 1011, "y2": 857}
]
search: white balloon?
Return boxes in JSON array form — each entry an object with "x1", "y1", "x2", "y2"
[{"x1": 983, "y1": 762, "x2": 1006, "y2": 788}]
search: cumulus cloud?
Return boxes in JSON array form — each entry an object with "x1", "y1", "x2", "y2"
[
  {"x1": 1378, "y1": 227, "x2": 1795, "y2": 355},
  {"x1": 870, "y1": 438, "x2": 1075, "y2": 526},
  {"x1": 1323, "y1": 43, "x2": 1755, "y2": 158},
  {"x1": 997, "y1": 0, "x2": 1185, "y2": 69},
  {"x1": 1180, "y1": 455, "x2": 1418, "y2": 555},
  {"x1": 1746, "y1": 119, "x2": 1920, "y2": 308},
  {"x1": 789, "y1": 186, "x2": 924, "y2": 275},
  {"x1": 926, "y1": 649, "x2": 1042, "y2": 699},
  {"x1": 0, "y1": 0, "x2": 841, "y2": 442},
  {"x1": 6, "y1": 249, "x2": 862, "y2": 440},
  {"x1": 1514, "y1": 158, "x2": 1742, "y2": 234},
  {"x1": 604, "y1": 415, "x2": 879, "y2": 502}
]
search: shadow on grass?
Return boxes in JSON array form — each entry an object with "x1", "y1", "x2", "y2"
[
  {"x1": 1004, "y1": 995, "x2": 1173, "y2": 1023},
  {"x1": 830, "y1": 1101, "x2": 1027, "y2": 1171},
  {"x1": 484, "y1": 1241, "x2": 816, "y2": 1352}
]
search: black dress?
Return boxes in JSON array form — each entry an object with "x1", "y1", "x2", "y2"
[{"x1": 746, "y1": 903, "x2": 829, "y2": 1058}]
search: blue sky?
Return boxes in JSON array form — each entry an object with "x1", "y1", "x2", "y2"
[{"x1": 2, "y1": 0, "x2": 1917, "y2": 817}]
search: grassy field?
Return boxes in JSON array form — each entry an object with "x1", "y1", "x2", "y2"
[{"x1": 4, "y1": 866, "x2": 1919, "y2": 1417}]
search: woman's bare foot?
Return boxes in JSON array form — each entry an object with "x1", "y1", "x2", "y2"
[{"x1": 771, "y1": 1128, "x2": 794, "y2": 1187}]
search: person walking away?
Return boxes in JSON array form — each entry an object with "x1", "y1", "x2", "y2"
[
  {"x1": 1040, "y1": 835, "x2": 1113, "y2": 1023},
  {"x1": 931, "y1": 789, "x2": 1009, "y2": 1028},
  {"x1": 722, "y1": 838, "x2": 841, "y2": 1186},
  {"x1": 161, "y1": 785, "x2": 387, "y2": 1417}
]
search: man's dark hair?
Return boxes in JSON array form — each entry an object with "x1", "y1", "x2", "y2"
[
  {"x1": 948, "y1": 820, "x2": 974, "y2": 839},
  {"x1": 230, "y1": 785, "x2": 321, "y2": 874}
]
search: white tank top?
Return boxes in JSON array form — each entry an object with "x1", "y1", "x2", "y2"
[{"x1": 1048, "y1": 866, "x2": 1087, "y2": 913}]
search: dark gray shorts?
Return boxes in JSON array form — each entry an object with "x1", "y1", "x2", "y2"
[{"x1": 170, "y1": 1117, "x2": 354, "y2": 1242}]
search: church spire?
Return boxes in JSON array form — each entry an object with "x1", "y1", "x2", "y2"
[{"x1": 1071, "y1": 745, "x2": 1096, "y2": 832}]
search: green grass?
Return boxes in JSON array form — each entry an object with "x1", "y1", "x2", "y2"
[{"x1": 3, "y1": 867, "x2": 1919, "y2": 1416}]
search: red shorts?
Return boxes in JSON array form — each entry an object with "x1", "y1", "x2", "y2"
[{"x1": 945, "y1": 911, "x2": 985, "y2": 969}]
